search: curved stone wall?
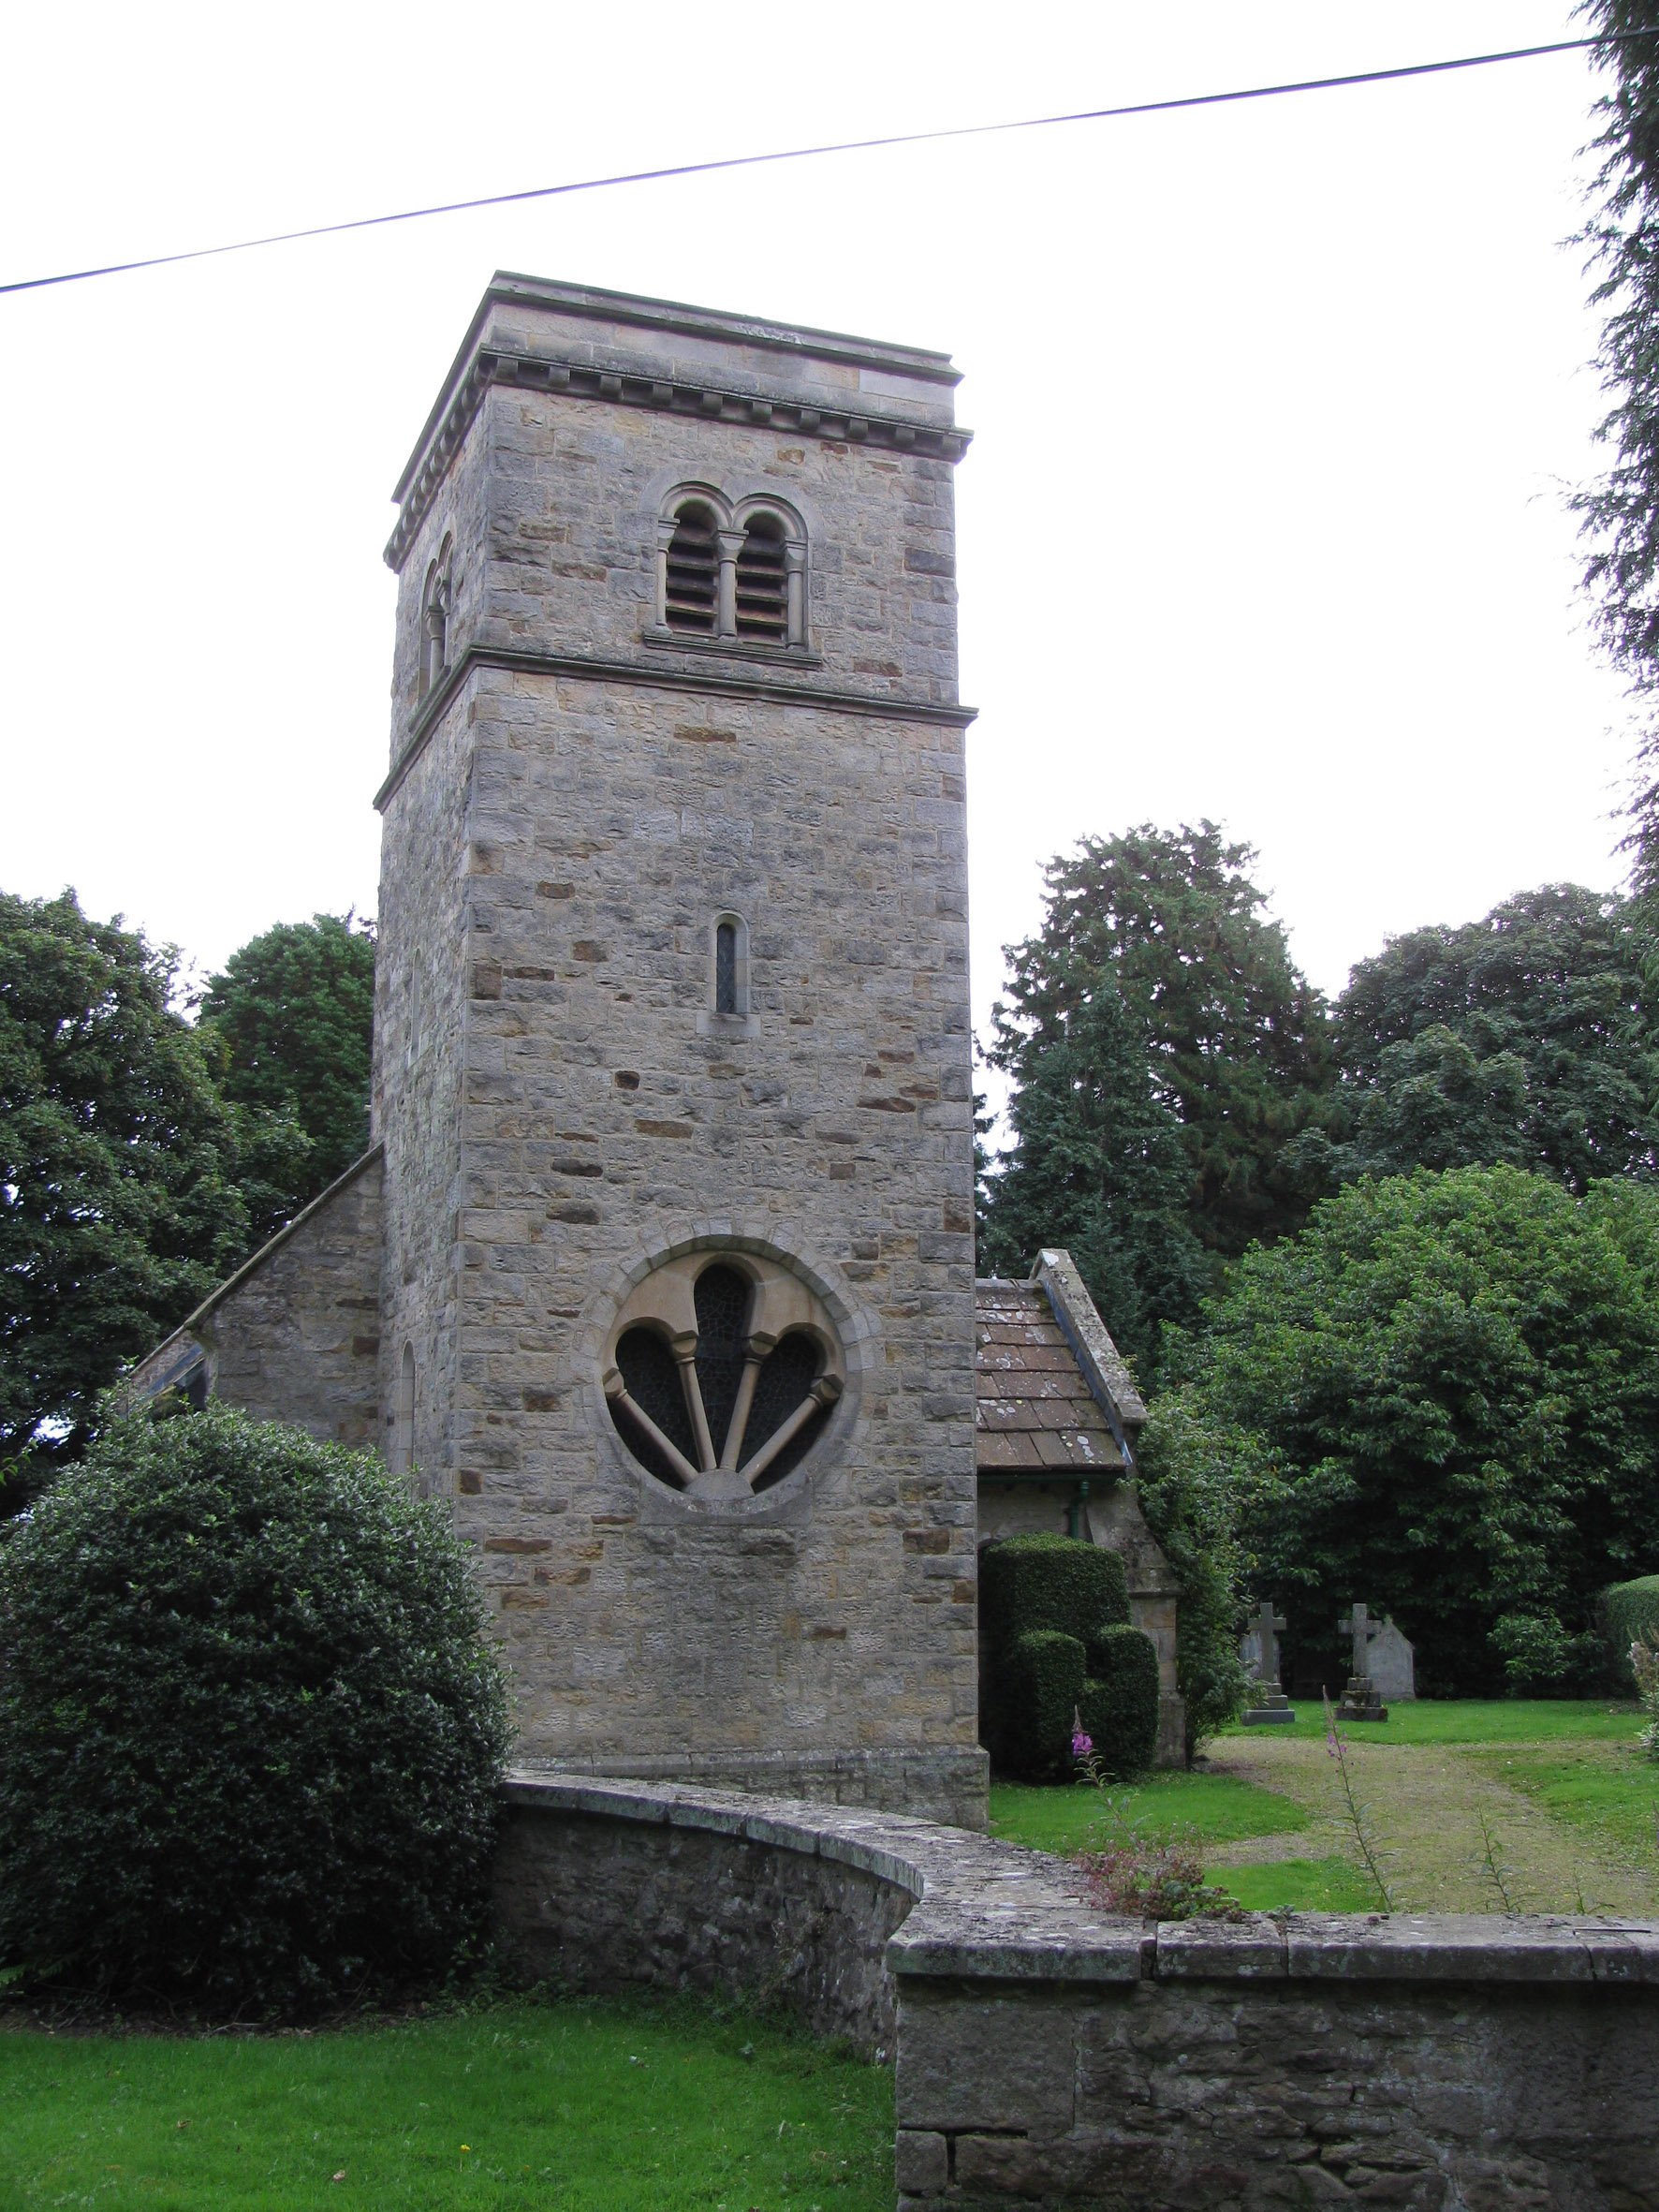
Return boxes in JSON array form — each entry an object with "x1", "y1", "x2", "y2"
[{"x1": 493, "y1": 1775, "x2": 1659, "y2": 2211}]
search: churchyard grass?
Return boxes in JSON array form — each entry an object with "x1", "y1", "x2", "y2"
[
  {"x1": 0, "y1": 1995, "x2": 892, "y2": 2212},
  {"x1": 989, "y1": 1769, "x2": 1307, "y2": 1855},
  {"x1": 991, "y1": 1703, "x2": 1659, "y2": 1914},
  {"x1": 1467, "y1": 1741, "x2": 1659, "y2": 1872},
  {"x1": 1218, "y1": 1859, "x2": 1378, "y2": 1912},
  {"x1": 1217, "y1": 1699, "x2": 1643, "y2": 1746}
]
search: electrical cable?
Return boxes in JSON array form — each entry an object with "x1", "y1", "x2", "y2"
[{"x1": 3, "y1": 27, "x2": 1655, "y2": 300}]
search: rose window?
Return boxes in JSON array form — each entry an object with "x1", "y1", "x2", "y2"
[{"x1": 603, "y1": 1253, "x2": 844, "y2": 1500}]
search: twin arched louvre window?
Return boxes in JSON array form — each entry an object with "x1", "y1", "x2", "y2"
[
  {"x1": 418, "y1": 536, "x2": 453, "y2": 699},
  {"x1": 659, "y1": 493, "x2": 807, "y2": 649}
]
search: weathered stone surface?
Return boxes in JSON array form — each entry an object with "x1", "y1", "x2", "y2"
[
  {"x1": 123, "y1": 1151, "x2": 383, "y2": 1448},
  {"x1": 371, "y1": 280, "x2": 980, "y2": 1821},
  {"x1": 493, "y1": 1774, "x2": 1659, "y2": 2212}
]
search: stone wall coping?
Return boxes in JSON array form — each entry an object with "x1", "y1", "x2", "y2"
[
  {"x1": 1033, "y1": 1248, "x2": 1149, "y2": 1431},
  {"x1": 501, "y1": 1771, "x2": 1659, "y2": 1989}
]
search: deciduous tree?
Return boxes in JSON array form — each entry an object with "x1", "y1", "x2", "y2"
[
  {"x1": 1329, "y1": 885, "x2": 1659, "y2": 1188},
  {"x1": 198, "y1": 913, "x2": 375, "y2": 1231},
  {"x1": 1168, "y1": 1165, "x2": 1659, "y2": 1695},
  {"x1": 0, "y1": 891, "x2": 247, "y2": 1485}
]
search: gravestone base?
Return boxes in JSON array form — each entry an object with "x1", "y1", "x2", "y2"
[
  {"x1": 1338, "y1": 1673, "x2": 1388, "y2": 1722},
  {"x1": 1242, "y1": 1701, "x2": 1297, "y2": 1725}
]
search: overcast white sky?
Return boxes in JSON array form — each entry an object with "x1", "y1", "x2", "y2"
[{"x1": 0, "y1": 1, "x2": 1634, "y2": 1036}]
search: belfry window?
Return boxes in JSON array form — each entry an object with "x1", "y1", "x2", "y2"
[
  {"x1": 735, "y1": 515, "x2": 788, "y2": 641},
  {"x1": 664, "y1": 503, "x2": 719, "y2": 634},
  {"x1": 655, "y1": 491, "x2": 807, "y2": 649},
  {"x1": 419, "y1": 535, "x2": 452, "y2": 698}
]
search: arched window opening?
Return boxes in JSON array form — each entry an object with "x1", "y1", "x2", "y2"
[
  {"x1": 419, "y1": 536, "x2": 452, "y2": 699},
  {"x1": 393, "y1": 1341, "x2": 416, "y2": 1476},
  {"x1": 734, "y1": 514, "x2": 788, "y2": 641},
  {"x1": 714, "y1": 921, "x2": 738, "y2": 1015},
  {"x1": 708, "y1": 911, "x2": 750, "y2": 1025},
  {"x1": 665, "y1": 502, "x2": 718, "y2": 634}
]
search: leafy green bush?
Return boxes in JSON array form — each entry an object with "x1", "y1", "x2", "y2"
[
  {"x1": 1601, "y1": 1575, "x2": 1659, "y2": 1688},
  {"x1": 980, "y1": 1535, "x2": 1159, "y2": 1782},
  {"x1": 1634, "y1": 1643, "x2": 1659, "y2": 1762},
  {"x1": 0, "y1": 1406, "x2": 510, "y2": 2015}
]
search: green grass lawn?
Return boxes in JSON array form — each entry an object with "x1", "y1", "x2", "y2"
[
  {"x1": 1216, "y1": 1859, "x2": 1378, "y2": 1913},
  {"x1": 0, "y1": 1997, "x2": 892, "y2": 2212},
  {"x1": 991, "y1": 1703, "x2": 1659, "y2": 1916},
  {"x1": 1469, "y1": 1741, "x2": 1659, "y2": 1877},
  {"x1": 990, "y1": 1768, "x2": 1307, "y2": 1855},
  {"x1": 1221, "y1": 1699, "x2": 1646, "y2": 1746}
]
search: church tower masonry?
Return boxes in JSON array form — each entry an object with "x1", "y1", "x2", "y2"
[{"x1": 372, "y1": 276, "x2": 984, "y2": 1825}]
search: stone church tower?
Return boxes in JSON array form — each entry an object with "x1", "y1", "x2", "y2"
[
  {"x1": 126, "y1": 275, "x2": 1186, "y2": 1805},
  {"x1": 373, "y1": 274, "x2": 981, "y2": 1821}
]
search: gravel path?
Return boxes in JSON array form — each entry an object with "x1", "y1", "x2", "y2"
[{"x1": 1204, "y1": 1733, "x2": 1659, "y2": 1916}]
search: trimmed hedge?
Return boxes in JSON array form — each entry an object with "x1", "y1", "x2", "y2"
[
  {"x1": 0, "y1": 1406, "x2": 511, "y2": 2015},
  {"x1": 980, "y1": 1531, "x2": 1129, "y2": 1647},
  {"x1": 980, "y1": 1534, "x2": 1159, "y2": 1782},
  {"x1": 1080, "y1": 1623, "x2": 1162, "y2": 1776},
  {"x1": 1602, "y1": 1575, "x2": 1659, "y2": 1688}
]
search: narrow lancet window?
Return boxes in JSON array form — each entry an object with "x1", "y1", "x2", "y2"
[
  {"x1": 393, "y1": 1341, "x2": 416, "y2": 1475},
  {"x1": 714, "y1": 921, "x2": 738, "y2": 1015},
  {"x1": 419, "y1": 535, "x2": 452, "y2": 698},
  {"x1": 665, "y1": 503, "x2": 719, "y2": 633}
]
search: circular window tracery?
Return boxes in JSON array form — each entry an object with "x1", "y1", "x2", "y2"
[{"x1": 603, "y1": 1251, "x2": 844, "y2": 1500}]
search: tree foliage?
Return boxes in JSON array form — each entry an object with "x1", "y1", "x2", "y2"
[
  {"x1": 1326, "y1": 885, "x2": 1659, "y2": 1188},
  {"x1": 0, "y1": 891, "x2": 247, "y2": 1482},
  {"x1": 1169, "y1": 1165, "x2": 1659, "y2": 1696},
  {"x1": 977, "y1": 979, "x2": 1209, "y2": 1360},
  {"x1": 1130, "y1": 1395, "x2": 1252, "y2": 1754},
  {"x1": 981, "y1": 823, "x2": 1331, "y2": 1355},
  {"x1": 198, "y1": 914, "x2": 376, "y2": 1233},
  {"x1": 1575, "y1": 2, "x2": 1659, "y2": 872},
  {"x1": 0, "y1": 1406, "x2": 510, "y2": 2015}
]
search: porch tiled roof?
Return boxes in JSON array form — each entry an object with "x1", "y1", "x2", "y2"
[{"x1": 975, "y1": 1279, "x2": 1127, "y2": 1475}]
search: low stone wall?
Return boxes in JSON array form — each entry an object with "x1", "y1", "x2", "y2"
[
  {"x1": 493, "y1": 1775, "x2": 1659, "y2": 2212},
  {"x1": 513, "y1": 1745, "x2": 988, "y2": 1829}
]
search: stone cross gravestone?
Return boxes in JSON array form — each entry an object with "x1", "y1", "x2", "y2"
[
  {"x1": 1241, "y1": 1600, "x2": 1296, "y2": 1725},
  {"x1": 1337, "y1": 1603, "x2": 1389, "y2": 1721}
]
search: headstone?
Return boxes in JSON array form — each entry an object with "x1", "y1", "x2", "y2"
[
  {"x1": 1336, "y1": 1603, "x2": 1389, "y2": 1721},
  {"x1": 1364, "y1": 1615, "x2": 1417, "y2": 1703},
  {"x1": 1241, "y1": 1600, "x2": 1296, "y2": 1725}
]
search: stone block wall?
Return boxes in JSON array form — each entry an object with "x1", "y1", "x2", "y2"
[
  {"x1": 493, "y1": 1775, "x2": 1659, "y2": 2212},
  {"x1": 373, "y1": 683, "x2": 476, "y2": 1500},
  {"x1": 123, "y1": 1152, "x2": 383, "y2": 1448}
]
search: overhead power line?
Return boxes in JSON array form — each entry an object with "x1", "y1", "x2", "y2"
[{"x1": 4, "y1": 29, "x2": 1656, "y2": 301}]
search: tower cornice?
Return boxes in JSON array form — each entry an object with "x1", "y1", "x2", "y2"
[{"x1": 386, "y1": 274, "x2": 972, "y2": 574}]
